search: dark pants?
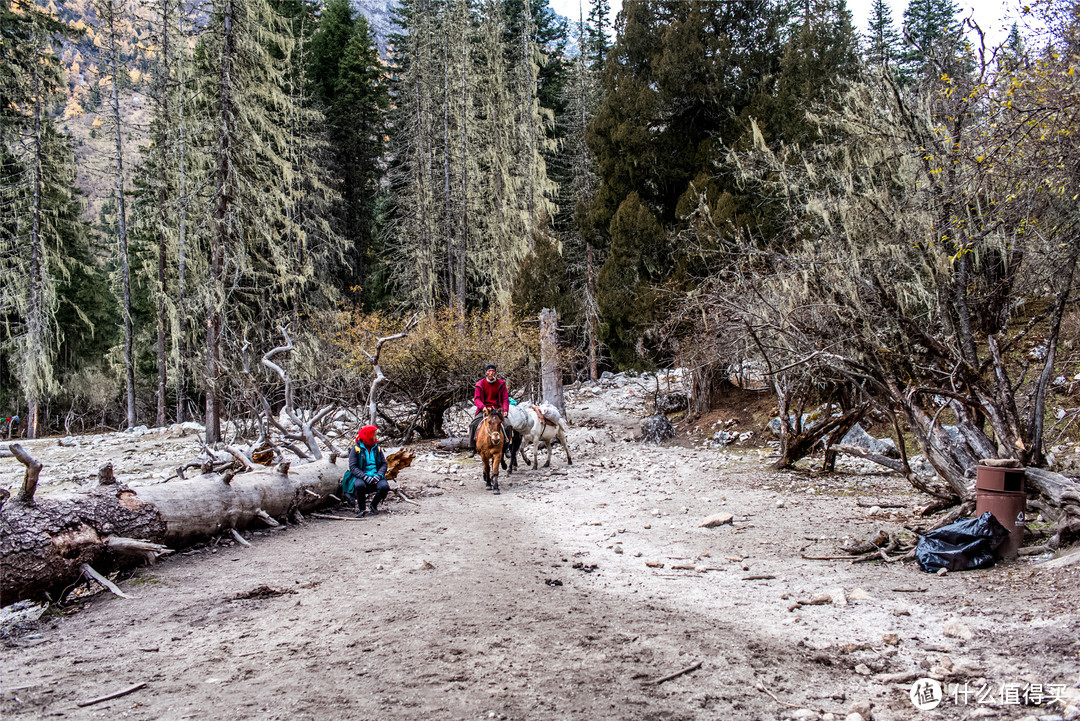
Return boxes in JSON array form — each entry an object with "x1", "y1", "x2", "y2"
[{"x1": 346, "y1": 477, "x2": 389, "y2": 511}]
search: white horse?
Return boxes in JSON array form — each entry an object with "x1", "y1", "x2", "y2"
[{"x1": 506, "y1": 404, "x2": 572, "y2": 470}]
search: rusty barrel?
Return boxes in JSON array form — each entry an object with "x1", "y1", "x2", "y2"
[{"x1": 974, "y1": 465, "x2": 1026, "y2": 559}]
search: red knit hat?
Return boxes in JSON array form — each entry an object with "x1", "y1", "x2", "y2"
[{"x1": 355, "y1": 425, "x2": 378, "y2": 447}]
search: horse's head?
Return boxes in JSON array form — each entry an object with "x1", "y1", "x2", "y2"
[{"x1": 481, "y1": 407, "x2": 504, "y2": 446}]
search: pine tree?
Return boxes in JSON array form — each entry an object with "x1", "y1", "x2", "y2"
[
  {"x1": 753, "y1": 0, "x2": 859, "y2": 145},
  {"x1": 0, "y1": 0, "x2": 81, "y2": 437},
  {"x1": 196, "y1": 0, "x2": 301, "y2": 442},
  {"x1": 900, "y1": 0, "x2": 964, "y2": 83},
  {"x1": 586, "y1": 0, "x2": 610, "y2": 70},
  {"x1": 94, "y1": 0, "x2": 137, "y2": 429},
  {"x1": 865, "y1": 0, "x2": 901, "y2": 69},
  {"x1": 136, "y1": 0, "x2": 183, "y2": 427},
  {"x1": 587, "y1": 0, "x2": 785, "y2": 364}
]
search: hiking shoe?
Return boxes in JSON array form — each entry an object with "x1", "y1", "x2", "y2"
[
  {"x1": 355, "y1": 508, "x2": 367, "y2": 518},
  {"x1": 368, "y1": 507, "x2": 380, "y2": 516}
]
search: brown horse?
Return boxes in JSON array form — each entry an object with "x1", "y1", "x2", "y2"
[{"x1": 476, "y1": 407, "x2": 505, "y2": 494}]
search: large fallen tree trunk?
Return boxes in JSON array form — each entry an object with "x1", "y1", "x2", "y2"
[{"x1": 0, "y1": 448, "x2": 344, "y2": 606}]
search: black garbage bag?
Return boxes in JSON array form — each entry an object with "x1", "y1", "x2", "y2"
[{"x1": 916, "y1": 512, "x2": 1011, "y2": 573}]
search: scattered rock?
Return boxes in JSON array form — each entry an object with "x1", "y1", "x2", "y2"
[
  {"x1": 613, "y1": 546, "x2": 624, "y2": 554},
  {"x1": 711, "y1": 430, "x2": 736, "y2": 446},
  {"x1": 645, "y1": 561, "x2": 664, "y2": 568},
  {"x1": 950, "y1": 658, "x2": 983, "y2": 677},
  {"x1": 831, "y1": 588, "x2": 847, "y2": 606},
  {"x1": 657, "y1": 391, "x2": 688, "y2": 414},
  {"x1": 786, "y1": 709, "x2": 820, "y2": 721},
  {"x1": 882, "y1": 633, "x2": 900, "y2": 646},
  {"x1": 699, "y1": 513, "x2": 734, "y2": 528},
  {"x1": 848, "y1": 588, "x2": 870, "y2": 601},
  {"x1": 641, "y1": 414, "x2": 675, "y2": 444},
  {"x1": 854, "y1": 664, "x2": 872, "y2": 676},
  {"x1": 942, "y1": 621, "x2": 973, "y2": 640},
  {"x1": 58, "y1": 436, "x2": 77, "y2": 447},
  {"x1": 0, "y1": 600, "x2": 47, "y2": 639},
  {"x1": 1063, "y1": 705, "x2": 1080, "y2": 721},
  {"x1": 845, "y1": 714, "x2": 865, "y2": 721},
  {"x1": 848, "y1": 701, "x2": 872, "y2": 720},
  {"x1": 840, "y1": 424, "x2": 899, "y2": 458}
]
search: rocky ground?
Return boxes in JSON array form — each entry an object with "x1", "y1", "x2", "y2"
[{"x1": 2, "y1": 372, "x2": 1079, "y2": 721}]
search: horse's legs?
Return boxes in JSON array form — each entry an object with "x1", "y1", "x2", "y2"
[
  {"x1": 544, "y1": 438, "x2": 553, "y2": 468},
  {"x1": 491, "y1": 449, "x2": 501, "y2": 494},
  {"x1": 559, "y1": 428, "x2": 572, "y2": 465},
  {"x1": 483, "y1": 456, "x2": 492, "y2": 489}
]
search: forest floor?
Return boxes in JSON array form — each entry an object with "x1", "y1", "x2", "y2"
[{"x1": 2, "y1": 374, "x2": 1079, "y2": 721}]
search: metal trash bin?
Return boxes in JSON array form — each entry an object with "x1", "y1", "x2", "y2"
[{"x1": 974, "y1": 465, "x2": 1026, "y2": 559}]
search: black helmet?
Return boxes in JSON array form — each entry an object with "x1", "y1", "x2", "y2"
[{"x1": 485, "y1": 363, "x2": 497, "y2": 371}]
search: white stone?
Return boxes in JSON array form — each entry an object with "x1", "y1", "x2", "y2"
[
  {"x1": 848, "y1": 588, "x2": 870, "y2": 601},
  {"x1": 831, "y1": 588, "x2": 847, "y2": 606},
  {"x1": 942, "y1": 621, "x2": 973, "y2": 640},
  {"x1": 787, "y1": 710, "x2": 820, "y2": 721},
  {"x1": 699, "y1": 513, "x2": 734, "y2": 528},
  {"x1": 848, "y1": 701, "x2": 872, "y2": 720}
]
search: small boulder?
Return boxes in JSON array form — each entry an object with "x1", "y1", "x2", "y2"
[
  {"x1": 657, "y1": 391, "x2": 689, "y2": 414},
  {"x1": 699, "y1": 513, "x2": 734, "y2": 528},
  {"x1": 848, "y1": 701, "x2": 872, "y2": 720},
  {"x1": 786, "y1": 709, "x2": 820, "y2": 721},
  {"x1": 641, "y1": 415, "x2": 675, "y2": 444},
  {"x1": 840, "y1": 424, "x2": 899, "y2": 458},
  {"x1": 848, "y1": 588, "x2": 871, "y2": 601}
]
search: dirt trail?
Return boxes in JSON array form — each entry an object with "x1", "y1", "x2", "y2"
[{"x1": 2, "y1": 379, "x2": 1079, "y2": 721}]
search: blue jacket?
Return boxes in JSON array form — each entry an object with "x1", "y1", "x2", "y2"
[{"x1": 348, "y1": 442, "x2": 387, "y2": 483}]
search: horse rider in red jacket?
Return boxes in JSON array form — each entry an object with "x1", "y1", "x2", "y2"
[{"x1": 470, "y1": 363, "x2": 509, "y2": 454}]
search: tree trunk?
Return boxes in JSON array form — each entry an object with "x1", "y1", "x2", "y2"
[
  {"x1": 207, "y1": 0, "x2": 235, "y2": 445},
  {"x1": 107, "y1": 2, "x2": 136, "y2": 431},
  {"x1": 771, "y1": 404, "x2": 869, "y2": 470},
  {"x1": 175, "y1": 6, "x2": 188, "y2": 424},
  {"x1": 0, "y1": 459, "x2": 343, "y2": 606},
  {"x1": 26, "y1": 59, "x2": 44, "y2": 441},
  {"x1": 540, "y1": 308, "x2": 565, "y2": 417}
]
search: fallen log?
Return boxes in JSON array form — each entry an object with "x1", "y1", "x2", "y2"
[
  {"x1": 433, "y1": 437, "x2": 470, "y2": 452},
  {"x1": 0, "y1": 448, "x2": 344, "y2": 606}
]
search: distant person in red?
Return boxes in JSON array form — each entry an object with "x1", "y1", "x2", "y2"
[{"x1": 470, "y1": 363, "x2": 508, "y2": 454}]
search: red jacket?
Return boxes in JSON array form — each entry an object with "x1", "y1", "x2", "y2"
[{"x1": 474, "y1": 378, "x2": 508, "y2": 415}]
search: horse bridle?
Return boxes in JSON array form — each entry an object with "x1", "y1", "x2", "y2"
[{"x1": 484, "y1": 408, "x2": 504, "y2": 446}]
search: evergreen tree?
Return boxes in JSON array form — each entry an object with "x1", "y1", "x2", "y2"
[
  {"x1": 586, "y1": 0, "x2": 610, "y2": 70},
  {"x1": 387, "y1": 0, "x2": 557, "y2": 312},
  {"x1": 194, "y1": 0, "x2": 329, "y2": 442},
  {"x1": 864, "y1": 0, "x2": 901, "y2": 69},
  {"x1": 751, "y1": 0, "x2": 859, "y2": 145},
  {"x1": 327, "y1": 13, "x2": 388, "y2": 303},
  {"x1": 900, "y1": 0, "x2": 965, "y2": 82},
  {"x1": 94, "y1": 0, "x2": 137, "y2": 429},
  {"x1": 0, "y1": 0, "x2": 81, "y2": 437},
  {"x1": 587, "y1": 0, "x2": 785, "y2": 364}
]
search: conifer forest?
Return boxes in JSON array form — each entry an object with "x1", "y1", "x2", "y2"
[{"x1": 2, "y1": 0, "x2": 1079, "y2": 500}]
